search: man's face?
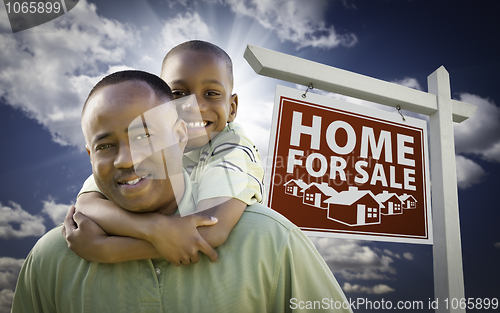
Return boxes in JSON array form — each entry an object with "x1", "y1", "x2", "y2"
[
  {"x1": 161, "y1": 51, "x2": 238, "y2": 151},
  {"x1": 82, "y1": 81, "x2": 185, "y2": 214}
]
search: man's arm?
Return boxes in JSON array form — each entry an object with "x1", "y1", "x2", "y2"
[
  {"x1": 272, "y1": 229, "x2": 353, "y2": 313},
  {"x1": 11, "y1": 252, "x2": 53, "y2": 313}
]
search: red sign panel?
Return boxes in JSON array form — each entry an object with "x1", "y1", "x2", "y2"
[{"x1": 265, "y1": 86, "x2": 432, "y2": 244}]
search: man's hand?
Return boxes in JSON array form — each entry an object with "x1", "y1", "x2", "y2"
[
  {"x1": 62, "y1": 206, "x2": 111, "y2": 262},
  {"x1": 146, "y1": 214, "x2": 219, "y2": 266}
]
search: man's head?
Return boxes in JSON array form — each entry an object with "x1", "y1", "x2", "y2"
[
  {"x1": 82, "y1": 70, "x2": 187, "y2": 215},
  {"x1": 161, "y1": 40, "x2": 238, "y2": 151}
]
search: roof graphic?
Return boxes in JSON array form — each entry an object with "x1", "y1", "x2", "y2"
[
  {"x1": 325, "y1": 186, "x2": 385, "y2": 208},
  {"x1": 303, "y1": 182, "x2": 338, "y2": 196},
  {"x1": 375, "y1": 190, "x2": 403, "y2": 203},
  {"x1": 283, "y1": 179, "x2": 309, "y2": 190}
]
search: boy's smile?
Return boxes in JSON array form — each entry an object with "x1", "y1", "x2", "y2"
[{"x1": 161, "y1": 50, "x2": 238, "y2": 151}]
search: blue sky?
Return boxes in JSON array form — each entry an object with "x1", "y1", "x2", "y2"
[{"x1": 1, "y1": 0, "x2": 499, "y2": 311}]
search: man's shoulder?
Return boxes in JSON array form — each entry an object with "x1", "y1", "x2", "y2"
[
  {"x1": 239, "y1": 203, "x2": 299, "y2": 234},
  {"x1": 30, "y1": 226, "x2": 76, "y2": 264}
]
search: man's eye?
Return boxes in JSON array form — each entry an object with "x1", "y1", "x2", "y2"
[
  {"x1": 133, "y1": 134, "x2": 151, "y2": 141},
  {"x1": 96, "y1": 144, "x2": 112, "y2": 151}
]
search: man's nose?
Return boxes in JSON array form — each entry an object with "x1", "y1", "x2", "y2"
[{"x1": 114, "y1": 142, "x2": 134, "y2": 169}]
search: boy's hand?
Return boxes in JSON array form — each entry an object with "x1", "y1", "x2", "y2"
[
  {"x1": 62, "y1": 206, "x2": 111, "y2": 262},
  {"x1": 147, "y1": 214, "x2": 219, "y2": 266}
]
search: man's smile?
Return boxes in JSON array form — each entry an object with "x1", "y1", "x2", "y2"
[{"x1": 118, "y1": 174, "x2": 151, "y2": 186}]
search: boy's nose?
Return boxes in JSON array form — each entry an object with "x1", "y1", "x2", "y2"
[{"x1": 180, "y1": 95, "x2": 206, "y2": 113}]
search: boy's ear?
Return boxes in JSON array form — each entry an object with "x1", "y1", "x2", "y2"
[
  {"x1": 228, "y1": 93, "x2": 238, "y2": 122},
  {"x1": 174, "y1": 118, "x2": 188, "y2": 152}
]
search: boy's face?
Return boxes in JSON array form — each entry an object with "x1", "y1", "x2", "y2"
[{"x1": 161, "y1": 50, "x2": 237, "y2": 151}]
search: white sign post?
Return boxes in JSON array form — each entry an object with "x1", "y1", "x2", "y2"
[{"x1": 244, "y1": 44, "x2": 476, "y2": 313}]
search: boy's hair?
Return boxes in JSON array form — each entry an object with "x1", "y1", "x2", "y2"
[
  {"x1": 82, "y1": 70, "x2": 173, "y2": 119},
  {"x1": 161, "y1": 40, "x2": 234, "y2": 89}
]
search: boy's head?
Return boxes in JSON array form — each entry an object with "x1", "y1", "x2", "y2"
[{"x1": 161, "y1": 40, "x2": 238, "y2": 151}]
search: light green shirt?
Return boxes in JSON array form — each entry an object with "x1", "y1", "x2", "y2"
[
  {"x1": 183, "y1": 122, "x2": 265, "y2": 209},
  {"x1": 12, "y1": 174, "x2": 351, "y2": 313}
]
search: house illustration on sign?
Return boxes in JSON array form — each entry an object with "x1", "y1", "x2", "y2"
[
  {"x1": 302, "y1": 182, "x2": 338, "y2": 209},
  {"x1": 375, "y1": 191, "x2": 404, "y2": 215},
  {"x1": 284, "y1": 179, "x2": 308, "y2": 197},
  {"x1": 325, "y1": 187, "x2": 384, "y2": 226},
  {"x1": 400, "y1": 193, "x2": 417, "y2": 209}
]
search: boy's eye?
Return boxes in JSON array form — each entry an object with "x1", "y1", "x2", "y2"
[
  {"x1": 205, "y1": 91, "x2": 221, "y2": 97},
  {"x1": 172, "y1": 90, "x2": 188, "y2": 98}
]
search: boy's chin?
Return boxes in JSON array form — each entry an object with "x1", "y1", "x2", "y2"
[
  {"x1": 185, "y1": 132, "x2": 223, "y2": 151},
  {"x1": 185, "y1": 136, "x2": 211, "y2": 151}
]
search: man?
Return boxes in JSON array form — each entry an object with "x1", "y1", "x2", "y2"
[{"x1": 12, "y1": 70, "x2": 352, "y2": 312}]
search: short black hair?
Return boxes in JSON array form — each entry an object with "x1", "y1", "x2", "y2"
[
  {"x1": 161, "y1": 40, "x2": 234, "y2": 89},
  {"x1": 82, "y1": 70, "x2": 173, "y2": 119}
]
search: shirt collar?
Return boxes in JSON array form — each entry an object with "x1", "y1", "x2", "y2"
[{"x1": 175, "y1": 169, "x2": 197, "y2": 215}]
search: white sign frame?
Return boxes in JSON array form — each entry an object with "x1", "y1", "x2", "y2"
[{"x1": 245, "y1": 44, "x2": 476, "y2": 312}]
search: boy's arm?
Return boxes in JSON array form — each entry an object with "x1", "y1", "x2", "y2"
[
  {"x1": 74, "y1": 192, "x2": 219, "y2": 265},
  {"x1": 63, "y1": 206, "x2": 161, "y2": 263},
  {"x1": 195, "y1": 197, "x2": 246, "y2": 247}
]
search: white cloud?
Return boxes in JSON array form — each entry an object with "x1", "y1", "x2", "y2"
[
  {"x1": 223, "y1": 0, "x2": 357, "y2": 49},
  {"x1": 383, "y1": 249, "x2": 401, "y2": 259},
  {"x1": 41, "y1": 197, "x2": 74, "y2": 225},
  {"x1": 0, "y1": 257, "x2": 24, "y2": 313},
  {"x1": 0, "y1": 257, "x2": 24, "y2": 290},
  {"x1": 0, "y1": 202, "x2": 45, "y2": 239},
  {"x1": 0, "y1": 289, "x2": 15, "y2": 313},
  {"x1": 310, "y1": 237, "x2": 396, "y2": 280},
  {"x1": 392, "y1": 77, "x2": 423, "y2": 91},
  {"x1": 158, "y1": 12, "x2": 211, "y2": 54},
  {"x1": 403, "y1": 252, "x2": 414, "y2": 261},
  {"x1": 343, "y1": 282, "x2": 395, "y2": 294},
  {"x1": 454, "y1": 94, "x2": 500, "y2": 163},
  {"x1": 0, "y1": 0, "x2": 138, "y2": 149},
  {"x1": 455, "y1": 155, "x2": 486, "y2": 189}
]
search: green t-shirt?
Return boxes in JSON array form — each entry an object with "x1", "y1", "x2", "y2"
[{"x1": 12, "y1": 177, "x2": 351, "y2": 313}]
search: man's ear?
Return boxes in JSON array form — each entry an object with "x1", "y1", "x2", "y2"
[
  {"x1": 85, "y1": 145, "x2": 93, "y2": 165},
  {"x1": 173, "y1": 119, "x2": 188, "y2": 152},
  {"x1": 228, "y1": 93, "x2": 238, "y2": 122}
]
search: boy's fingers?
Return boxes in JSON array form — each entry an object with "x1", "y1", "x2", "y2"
[
  {"x1": 72, "y1": 212, "x2": 88, "y2": 226},
  {"x1": 190, "y1": 253, "x2": 200, "y2": 264},
  {"x1": 198, "y1": 239, "x2": 218, "y2": 262},
  {"x1": 193, "y1": 215, "x2": 218, "y2": 227},
  {"x1": 63, "y1": 206, "x2": 77, "y2": 230}
]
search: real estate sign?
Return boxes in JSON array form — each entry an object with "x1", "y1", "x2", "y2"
[{"x1": 265, "y1": 85, "x2": 432, "y2": 244}]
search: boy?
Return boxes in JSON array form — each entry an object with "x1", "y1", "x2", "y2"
[{"x1": 68, "y1": 41, "x2": 264, "y2": 265}]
